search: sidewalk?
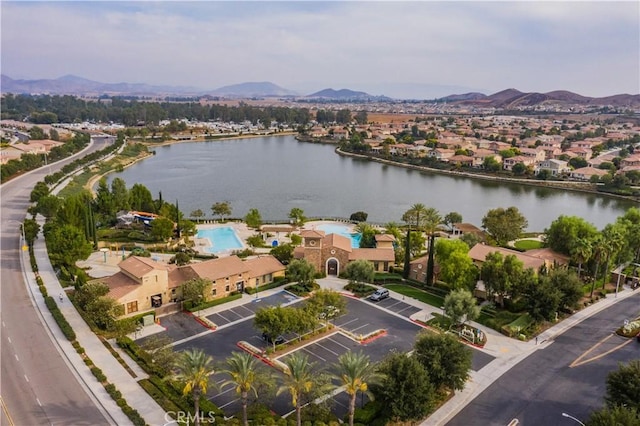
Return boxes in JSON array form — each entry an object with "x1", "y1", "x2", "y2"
[
  {"x1": 422, "y1": 285, "x2": 638, "y2": 426},
  {"x1": 30, "y1": 215, "x2": 169, "y2": 426},
  {"x1": 319, "y1": 276, "x2": 637, "y2": 426}
]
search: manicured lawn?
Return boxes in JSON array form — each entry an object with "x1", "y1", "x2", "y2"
[
  {"x1": 514, "y1": 239, "x2": 543, "y2": 250},
  {"x1": 384, "y1": 283, "x2": 445, "y2": 308}
]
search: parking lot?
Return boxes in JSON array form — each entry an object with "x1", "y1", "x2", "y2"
[{"x1": 153, "y1": 293, "x2": 495, "y2": 419}]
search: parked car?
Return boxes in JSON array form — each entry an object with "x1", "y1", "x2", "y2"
[
  {"x1": 262, "y1": 332, "x2": 285, "y2": 345},
  {"x1": 369, "y1": 288, "x2": 390, "y2": 302}
]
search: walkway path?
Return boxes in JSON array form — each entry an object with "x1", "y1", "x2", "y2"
[{"x1": 28, "y1": 215, "x2": 169, "y2": 426}]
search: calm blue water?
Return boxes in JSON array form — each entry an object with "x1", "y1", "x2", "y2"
[
  {"x1": 316, "y1": 224, "x2": 362, "y2": 248},
  {"x1": 107, "y1": 135, "x2": 638, "y2": 231},
  {"x1": 197, "y1": 227, "x2": 243, "y2": 253}
]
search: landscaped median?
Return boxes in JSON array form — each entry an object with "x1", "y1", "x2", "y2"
[
  {"x1": 237, "y1": 341, "x2": 289, "y2": 374},
  {"x1": 188, "y1": 312, "x2": 217, "y2": 330},
  {"x1": 340, "y1": 328, "x2": 388, "y2": 344}
]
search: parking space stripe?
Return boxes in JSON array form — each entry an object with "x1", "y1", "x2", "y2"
[
  {"x1": 237, "y1": 305, "x2": 254, "y2": 315},
  {"x1": 216, "y1": 312, "x2": 232, "y2": 323},
  {"x1": 335, "y1": 318, "x2": 358, "y2": 328},
  {"x1": 350, "y1": 324, "x2": 370, "y2": 332},
  {"x1": 316, "y1": 342, "x2": 340, "y2": 356},
  {"x1": 327, "y1": 336, "x2": 352, "y2": 351},
  {"x1": 396, "y1": 305, "x2": 414, "y2": 315},
  {"x1": 227, "y1": 309, "x2": 245, "y2": 319},
  {"x1": 303, "y1": 347, "x2": 326, "y2": 362}
]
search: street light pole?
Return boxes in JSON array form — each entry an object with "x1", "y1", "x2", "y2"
[{"x1": 561, "y1": 412, "x2": 585, "y2": 426}]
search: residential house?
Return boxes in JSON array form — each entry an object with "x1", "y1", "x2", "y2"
[
  {"x1": 537, "y1": 159, "x2": 570, "y2": 176},
  {"x1": 502, "y1": 155, "x2": 535, "y2": 171},
  {"x1": 569, "y1": 167, "x2": 609, "y2": 181},
  {"x1": 565, "y1": 147, "x2": 593, "y2": 160},
  {"x1": 621, "y1": 154, "x2": 640, "y2": 168},
  {"x1": 448, "y1": 155, "x2": 474, "y2": 167},
  {"x1": 519, "y1": 147, "x2": 546, "y2": 162},
  {"x1": 472, "y1": 149, "x2": 502, "y2": 168},
  {"x1": 428, "y1": 148, "x2": 456, "y2": 162}
]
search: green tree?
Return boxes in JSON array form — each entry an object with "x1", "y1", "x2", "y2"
[
  {"x1": 288, "y1": 208, "x2": 306, "y2": 226},
  {"x1": 139, "y1": 334, "x2": 177, "y2": 377},
  {"x1": 150, "y1": 217, "x2": 174, "y2": 241},
  {"x1": 305, "y1": 289, "x2": 346, "y2": 322},
  {"x1": 30, "y1": 181, "x2": 50, "y2": 203},
  {"x1": 47, "y1": 224, "x2": 93, "y2": 267},
  {"x1": 443, "y1": 289, "x2": 480, "y2": 327},
  {"x1": 334, "y1": 351, "x2": 382, "y2": 426},
  {"x1": 22, "y1": 218, "x2": 40, "y2": 248},
  {"x1": 547, "y1": 268, "x2": 583, "y2": 310},
  {"x1": 173, "y1": 349, "x2": 216, "y2": 426},
  {"x1": 570, "y1": 237, "x2": 593, "y2": 278},
  {"x1": 211, "y1": 201, "x2": 232, "y2": 221},
  {"x1": 129, "y1": 183, "x2": 156, "y2": 213},
  {"x1": 356, "y1": 223, "x2": 377, "y2": 248},
  {"x1": 586, "y1": 406, "x2": 639, "y2": 426},
  {"x1": 95, "y1": 177, "x2": 115, "y2": 217},
  {"x1": 373, "y1": 352, "x2": 435, "y2": 422},
  {"x1": 110, "y1": 177, "x2": 130, "y2": 212},
  {"x1": 522, "y1": 276, "x2": 562, "y2": 321},
  {"x1": 270, "y1": 243, "x2": 294, "y2": 265},
  {"x1": 481, "y1": 206, "x2": 528, "y2": 245},
  {"x1": 483, "y1": 156, "x2": 501, "y2": 172},
  {"x1": 606, "y1": 359, "x2": 640, "y2": 411},
  {"x1": 443, "y1": 212, "x2": 463, "y2": 231},
  {"x1": 344, "y1": 259, "x2": 375, "y2": 285},
  {"x1": 29, "y1": 125, "x2": 46, "y2": 140},
  {"x1": 481, "y1": 252, "x2": 525, "y2": 306},
  {"x1": 434, "y1": 239, "x2": 476, "y2": 289},
  {"x1": 254, "y1": 306, "x2": 291, "y2": 350},
  {"x1": 221, "y1": 352, "x2": 261, "y2": 426},
  {"x1": 277, "y1": 352, "x2": 318, "y2": 426},
  {"x1": 414, "y1": 332, "x2": 472, "y2": 393},
  {"x1": 244, "y1": 208, "x2": 262, "y2": 228},
  {"x1": 285, "y1": 259, "x2": 316, "y2": 287},
  {"x1": 349, "y1": 211, "x2": 368, "y2": 222},
  {"x1": 181, "y1": 278, "x2": 210, "y2": 307},
  {"x1": 36, "y1": 194, "x2": 61, "y2": 219},
  {"x1": 190, "y1": 209, "x2": 205, "y2": 221},
  {"x1": 74, "y1": 282, "x2": 110, "y2": 311},
  {"x1": 544, "y1": 215, "x2": 598, "y2": 256}
]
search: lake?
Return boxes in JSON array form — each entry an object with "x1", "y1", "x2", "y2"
[{"x1": 107, "y1": 135, "x2": 637, "y2": 231}]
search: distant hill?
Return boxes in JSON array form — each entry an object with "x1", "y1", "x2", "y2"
[
  {"x1": 447, "y1": 88, "x2": 640, "y2": 108},
  {"x1": 1, "y1": 74, "x2": 201, "y2": 96},
  {"x1": 208, "y1": 82, "x2": 297, "y2": 97},
  {"x1": 306, "y1": 88, "x2": 391, "y2": 101},
  {"x1": 1, "y1": 75, "x2": 638, "y2": 107}
]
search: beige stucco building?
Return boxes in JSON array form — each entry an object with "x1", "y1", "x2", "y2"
[
  {"x1": 99, "y1": 254, "x2": 285, "y2": 317},
  {"x1": 293, "y1": 230, "x2": 396, "y2": 276}
]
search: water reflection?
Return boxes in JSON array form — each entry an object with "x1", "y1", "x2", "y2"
[{"x1": 107, "y1": 135, "x2": 637, "y2": 231}]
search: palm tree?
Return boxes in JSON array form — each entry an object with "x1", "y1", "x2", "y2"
[
  {"x1": 333, "y1": 351, "x2": 382, "y2": 426},
  {"x1": 277, "y1": 352, "x2": 316, "y2": 426},
  {"x1": 571, "y1": 237, "x2": 592, "y2": 278},
  {"x1": 173, "y1": 349, "x2": 216, "y2": 426},
  {"x1": 590, "y1": 235, "x2": 608, "y2": 298},
  {"x1": 221, "y1": 352, "x2": 259, "y2": 426}
]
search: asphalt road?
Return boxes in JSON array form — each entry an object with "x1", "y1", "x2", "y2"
[
  {"x1": 0, "y1": 140, "x2": 111, "y2": 425},
  {"x1": 448, "y1": 292, "x2": 640, "y2": 426},
  {"x1": 170, "y1": 294, "x2": 495, "y2": 420}
]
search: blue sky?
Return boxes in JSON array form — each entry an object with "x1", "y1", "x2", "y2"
[{"x1": 1, "y1": 1, "x2": 638, "y2": 98}]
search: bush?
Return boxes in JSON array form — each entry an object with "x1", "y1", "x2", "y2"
[
  {"x1": 354, "y1": 400, "x2": 384, "y2": 425},
  {"x1": 344, "y1": 282, "x2": 377, "y2": 297},
  {"x1": 44, "y1": 296, "x2": 76, "y2": 341},
  {"x1": 245, "y1": 277, "x2": 288, "y2": 294},
  {"x1": 91, "y1": 366, "x2": 107, "y2": 383},
  {"x1": 185, "y1": 293, "x2": 242, "y2": 312}
]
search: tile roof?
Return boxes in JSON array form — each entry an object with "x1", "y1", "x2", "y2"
[
  {"x1": 468, "y1": 243, "x2": 545, "y2": 270},
  {"x1": 181, "y1": 255, "x2": 250, "y2": 281},
  {"x1": 300, "y1": 230, "x2": 325, "y2": 238},
  {"x1": 375, "y1": 234, "x2": 396, "y2": 242},
  {"x1": 118, "y1": 256, "x2": 168, "y2": 279},
  {"x1": 348, "y1": 248, "x2": 395, "y2": 262},
  {"x1": 323, "y1": 233, "x2": 352, "y2": 252},
  {"x1": 244, "y1": 255, "x2": 286, "y2": 278},
  {"x1": 103, "y1": 272, "x2": 141, "y2": 300}
]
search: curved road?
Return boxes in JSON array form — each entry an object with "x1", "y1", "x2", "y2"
[
  {"x1": 448, "y1": 292, "x2": 640, "y2": 426},
  {"x1": 1, "y1": 141, "x2": 111, "y2": 425}
]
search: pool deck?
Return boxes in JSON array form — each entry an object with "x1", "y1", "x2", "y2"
[{"x1": 194, "y1": 222, "x2": 254, "y2": 256}]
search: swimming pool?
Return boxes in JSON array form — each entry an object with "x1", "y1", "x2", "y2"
[
  {"x1": 197, "y1": 227, "x2": 243, "y2": 253},
  {"x1": 316, "y1": 224, "x2": 362, "y2": 248}
]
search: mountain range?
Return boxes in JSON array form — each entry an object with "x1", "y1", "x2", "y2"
[{"x1": 1, "y1": 74, "x2": 638, "y2": 107}]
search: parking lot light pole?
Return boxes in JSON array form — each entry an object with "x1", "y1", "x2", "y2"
[{"x1": 561, "y1": 412, "x2": 585, "y2": 426}]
